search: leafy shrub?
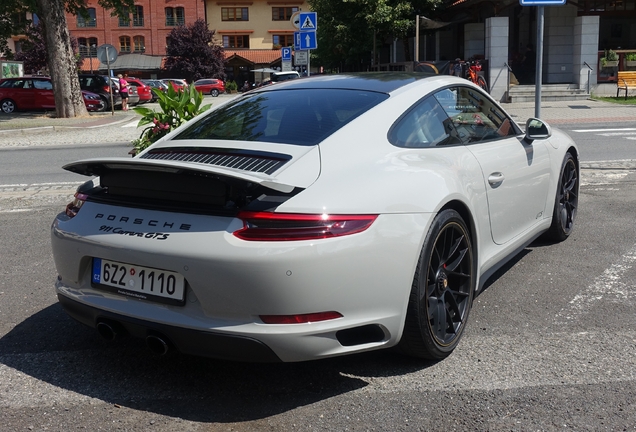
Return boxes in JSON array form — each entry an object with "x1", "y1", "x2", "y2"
[
  {"x1": 625, "y1": 52, "x2": 636, "y2": 61},
  {"x1": 226, "y1": 80, "x2": 238, "y2": 92},
  {"x1": 131, "y1": 84, "x2": 211, "y2": 154},
  {"x1": 601, "y1": 49, "x2": 619, "y2": 67}
]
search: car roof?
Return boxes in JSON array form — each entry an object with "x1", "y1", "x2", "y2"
[{"x1": 250, "y1": 72, "x2": 441, "y2": 94}]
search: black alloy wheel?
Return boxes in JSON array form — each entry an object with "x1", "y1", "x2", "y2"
[
  {"x1": 399, "y1": 209, "x2": 475, "y2": 360},
  {"x1": 544, "y1": 152, "x2": 578, "y2": 242}
]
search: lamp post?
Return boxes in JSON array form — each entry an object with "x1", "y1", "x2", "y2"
[{"x1": 90, "y1": 44, "x2": 96, "y2": 74}]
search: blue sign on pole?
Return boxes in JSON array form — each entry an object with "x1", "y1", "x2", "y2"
[
  {"x1": 281, "y1": 47, "x2": 292, "y2": 61},
  {"x1": 519, "y1": 0, "x2": 565, "y2": 4},
  {"x1": 299, "y1": 32, "x2": 317, "y2": 50},
  {"x1": 298, "y1": 12, "x2": 317, "y2": 31},
  {"x1": 294, "y1": 32, "x2": 301, "y2": 51}
]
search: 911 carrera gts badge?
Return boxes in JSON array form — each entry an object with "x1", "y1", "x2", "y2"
[{"x1": 99, "y1": 225, "x2": 169, "y2": 240}]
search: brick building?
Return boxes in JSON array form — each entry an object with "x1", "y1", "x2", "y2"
[
  {"x1": 68, "y1": 0, "x2": 310, "y2": 83},
  {"x1": 68, "y1": 0, "x2": 206, "y2": 76}
]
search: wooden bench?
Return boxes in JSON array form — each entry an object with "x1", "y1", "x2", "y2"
[{"x1": 617, "y1": 71, "x2": 636, "y2": 99}]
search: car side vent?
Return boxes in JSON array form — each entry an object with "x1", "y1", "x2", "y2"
[{"x1": 140, "y1": 147, "x2": 291, "y2": 175}]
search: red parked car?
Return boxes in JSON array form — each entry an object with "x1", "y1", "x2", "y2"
[
  {"x1": 0, "y1": 76, "x2": 104, "y2": 113},
  {"x1": 125, "y1": 77, "x2": 153, "y2": 104},
  {"x1": 160, "y1": 78, "x2": 187, "y2": 92},
  {"x1": 193, "y1": 78, "x2": 226, "y2": 97}
]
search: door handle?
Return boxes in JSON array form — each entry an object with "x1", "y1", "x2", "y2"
[{"x1": 488, "y1": 172, "x2": 504, "y2": 186}]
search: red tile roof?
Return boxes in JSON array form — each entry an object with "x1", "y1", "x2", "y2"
[
  {"x1": 224, "y1": 49, "x2": 281, "y2": 65},
  {"x1": 78, "y1": 49, "x2": 282, "y2": 72}
]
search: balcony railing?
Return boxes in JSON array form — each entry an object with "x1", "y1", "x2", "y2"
[
  {"x1": 77, "y1": 19, "x2": 97, "y2": 28},
  {"x1": 165, "y1": 17, "x2": 185, "y2": 26}
]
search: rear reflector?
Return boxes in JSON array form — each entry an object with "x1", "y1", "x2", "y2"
[
  {"x1": 260, "y1": 311, "x2": 343, "y2": 324},
  {"x1": 234, "y1": 211, "x2": 378, "y2": 241}
]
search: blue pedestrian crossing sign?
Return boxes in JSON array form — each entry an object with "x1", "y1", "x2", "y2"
[
  {"x1": 281, "y1": 47, "x2": 292, "y2": 61},
  {"x1": 299, "y1": 31, "x2": 317, "y2": 50},
  {"x1": 299, "y1": 12, "x2": 317, "y2": 31}
]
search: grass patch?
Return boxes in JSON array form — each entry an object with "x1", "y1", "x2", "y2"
[{"x1": 591, "y1": 95, "x2": 636, "y2": 105}]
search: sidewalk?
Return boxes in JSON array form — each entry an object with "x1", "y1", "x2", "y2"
[{"x1": 0, "y1": 97, "x2": 634, "y2": 149}]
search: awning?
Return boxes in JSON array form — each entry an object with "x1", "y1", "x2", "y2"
[
  {"x1": 96, "y1": 53, "x2": 163, "y2": 71},
  {"x1": 251, "y1": 68, "x2": 278, "y2": 73},
  {"x1": 418, "y1": 16, "x2": 451, "y2": 30}
]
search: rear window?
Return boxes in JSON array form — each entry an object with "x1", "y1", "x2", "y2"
[{"x1": 174, "y1": 89, "x2": 388, "y2": 146}]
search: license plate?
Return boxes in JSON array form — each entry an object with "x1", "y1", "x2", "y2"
[{"x1": 91, "y1": 258, "x2": 185, "y2": 305}]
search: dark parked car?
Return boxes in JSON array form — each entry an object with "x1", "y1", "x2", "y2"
[
  {"x1": 142, "y1": 79, "x2": 168, "y2": 102},
  {"x1": 0, "y1": 76, "x2": 104, "y2": 113},
  {"x1": 78, "y1": 74, "x2": 121, "y2": 111},
  {"x1": 193, "y1": 79, "x2": 225, "y2": 97}
]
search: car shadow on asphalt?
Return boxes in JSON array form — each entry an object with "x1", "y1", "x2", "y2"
[{"x1": 0, "y1": 303, "x2": 438, "y2": 422}]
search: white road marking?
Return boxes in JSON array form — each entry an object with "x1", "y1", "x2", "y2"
[
  {"x1": 556, "y1": 243, "x2": 636, "y2": 322},
  {"x1": 571, "y1": 128, "x2": 636, "y2": 133},
  {"x1": 123, "y1": 120, "x2": 139, "y2": 128}
]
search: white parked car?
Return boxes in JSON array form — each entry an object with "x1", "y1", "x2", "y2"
[{"x1": 51, "y1": 73, "x2": 579, "y2": 362}]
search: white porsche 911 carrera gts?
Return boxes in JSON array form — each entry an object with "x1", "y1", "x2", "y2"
[{"x1": 51, "y1": 73, "x2": 579, "y2": 362}]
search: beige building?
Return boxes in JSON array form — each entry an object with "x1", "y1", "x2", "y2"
[{"x1": 206, "y1": 1, "x2": 310, "y2": 84}]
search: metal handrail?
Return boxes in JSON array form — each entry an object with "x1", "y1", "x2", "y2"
[
  {"x1": 504, "y1": 62, "x2": 513, "y2": 102},
  {"x1": 583, "y1": 61, "x2": 594, "y2": 94}
]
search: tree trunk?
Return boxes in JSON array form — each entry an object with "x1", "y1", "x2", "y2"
[{"x1": 35, "y1": 0, "x2": 88, "y2": 118}]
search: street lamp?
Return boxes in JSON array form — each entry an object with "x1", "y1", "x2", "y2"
[{"x1": 90, "y1": 44, "x2": 96, "y2": 73}]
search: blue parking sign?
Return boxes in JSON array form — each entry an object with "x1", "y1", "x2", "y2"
[
  {"x1": 281, "y1": 47, "x2": 292, "y2": 61},
  {"x1": 294, "y1": 32, "x2": 301, "y2": 51}
]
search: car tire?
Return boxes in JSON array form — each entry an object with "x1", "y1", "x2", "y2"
[
  {"x1": 97, "y1": 96, "x2": 109, "y2": 112},
  {"x1": 543, "y1": 152, "x2": 578, "y2": 242},
  {"x1": 398, "y1": 209, "x2": 475, "y2": 360},
  {"x1": 1, "y1": 99, "x2": 16, "y2": 114},
  {"x1": 210, "y1": 89, "x2": 219, "y2": 97}
]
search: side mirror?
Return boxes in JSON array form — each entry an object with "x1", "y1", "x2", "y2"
[{"x1": 524, "y1": 118, "x2": 552, "y2": 143}]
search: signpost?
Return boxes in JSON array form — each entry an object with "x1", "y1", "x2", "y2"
[
  {"x1": 297, "y1": 12, "x2": 317, "y2": 76},
  {"x1": 281, "y1": 46, "x2": 292, "y2": 72},
  {"x1": 96, "y1": 44, "x2": 118, "y2": 115},
  {"x1": 519, "y1": 0, "x2": 566, "y2": 118}
]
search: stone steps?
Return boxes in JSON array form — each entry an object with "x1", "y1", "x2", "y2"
[{"x1": 507, "y1": 84, "x2": 589, "y2": 102}]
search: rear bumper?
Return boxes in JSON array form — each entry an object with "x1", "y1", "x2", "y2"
[{"x1": 58, "y1": 293, "x2": 282, "y2": 362}]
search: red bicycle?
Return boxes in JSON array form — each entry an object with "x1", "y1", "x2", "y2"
[{"x1": 454, "y1": 59, "x2": 489, "y2": 93}]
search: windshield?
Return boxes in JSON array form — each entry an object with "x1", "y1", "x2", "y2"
[{"x1": 174, "y1": 89, "x2": 388, "y2": 146}]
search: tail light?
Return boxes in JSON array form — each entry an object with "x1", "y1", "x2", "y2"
[
  {"x1": 65, "y1": 192, "x2": 88, "y2": 218},
  {"x1": 102, "y1": 85, "x2": 110, "y2": 93},
  {"x1": 233, "y1": 211, "x2": 378, "y2": 241},
  {"x1": 260, "y1": 311, "x2": 343, "y2": 324}
]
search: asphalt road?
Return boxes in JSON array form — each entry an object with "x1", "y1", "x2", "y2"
[{"x1": 1, "y1": 112, "x2": 636, "y2": 430}]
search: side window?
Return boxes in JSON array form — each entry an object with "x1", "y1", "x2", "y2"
[
  {"x1": 34, "y1": 80, "x2": 52, "y2": 90},
  {"x1": 389, "y1": 96, "x2": 461, "y2": 148},
  {"x1": 434, "y1": 86, "x2": 517, "y2": 143}
]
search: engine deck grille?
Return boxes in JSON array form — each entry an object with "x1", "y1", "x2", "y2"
[{"x1": 140, "y1": 147, "x2": 290, "y2": 175}]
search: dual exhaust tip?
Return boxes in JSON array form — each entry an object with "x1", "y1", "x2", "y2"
[{"x1": 96, "y1": 320, "x2": 170, "y2": 356}]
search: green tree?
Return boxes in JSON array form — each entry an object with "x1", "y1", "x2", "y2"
[
  {"x1": 1, "y1": 0, "x2": 134, "y2": 118},
  {"x1": 164, "y1": 19, "x2": 226, "y2": 83},
  {"x1": 307, "y1": 0, "x2": 441, "y2": 71}
]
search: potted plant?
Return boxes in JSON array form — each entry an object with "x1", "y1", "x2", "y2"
[
  {"x1": 625, "y1": 52, "x2": 636, "y2": 68},
  {"x1": 600, "y1": 49, "x2": 619, "y2": 68},
  {"x1": 225, "y1": 80, "x2": 238, "y2": 93}
]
